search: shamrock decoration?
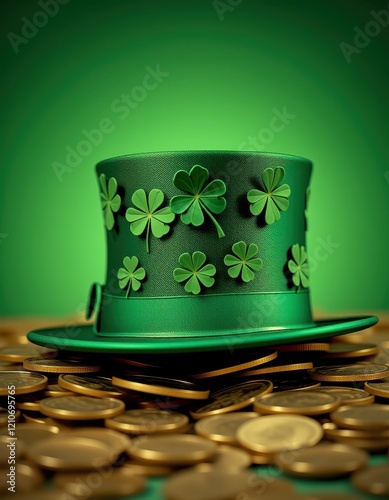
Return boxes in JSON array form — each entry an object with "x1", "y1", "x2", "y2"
[
  {"x1": 224, "y1": 241, "x2": 263, "y2": 282},
  {"x1": 287, "y1": 243, "x2": 309, "y2": 293},
  {"x1": 170, "y1": 165, "x2": 227, "y2": 238},
  {"x1": 126, "y1": 189, "x2": 175, "y2": 253},
  {"x1": 99, "y1": 173, "x2": 121, "y2": 230},
  {"x1": 117, "y1": 256, "x2": 146, "y2": 298},
  {"x1": 247, "y1": 167, "x2": 291, "y2": 225},
  {"x1": 173, "y1": 251, "x2": 216, "y2": 295}
]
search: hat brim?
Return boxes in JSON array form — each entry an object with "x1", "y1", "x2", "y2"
[{"x1": 27, "y1": 315, "x2": 378, "y2": 353}]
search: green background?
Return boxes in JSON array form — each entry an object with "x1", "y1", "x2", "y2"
[{"x1": 1, "y1": 0, "x2": 388, "y2": 317}]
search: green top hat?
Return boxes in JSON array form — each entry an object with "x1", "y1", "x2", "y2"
[{"x1": 28, "y1": 151, "x2": 377, "y2": 353}]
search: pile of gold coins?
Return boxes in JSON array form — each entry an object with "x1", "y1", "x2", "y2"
[{"x1": 0, "y1": 319, "x2": 389, "y2": 499}]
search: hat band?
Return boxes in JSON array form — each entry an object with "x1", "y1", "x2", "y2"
[{"x1": 94, "y1": 289, "x2": 313, "y2": 338}]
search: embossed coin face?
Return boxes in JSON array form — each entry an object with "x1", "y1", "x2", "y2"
[
  {"x1": 190, "y1": 380, "x2": 273, "y2": 419},
  {"x1": 364, "y1": 378, "x2": 389, "y2": 398},
  {"x1": 330, "y1": 404, "x2": 389, "y2": 430},
  {"x1": 26, "y1": 435, "x2": 114, "y2": 470},
  {"x1": 236, "y1": 414, "x2": 323, "y2": 454},
  {"x1": 194, "y1": 412, "x2": 258, "y2": 444},
  {"x1": 112, "y1": 374, "x2": 209, "y2": 400},
  {"x1": 311, "y1": 386, "x2": 374, "y2": 405},
  {"x1": 23, "y1": 357, "x2": 101, "y2": 374},
  {"x1": 39, "y1": 396, "x2": 125, "y2": 420},
  {"x1": 128, "y1": 434, "x2": 217, "y2": 465},
  {"x1": 0, "y1": 371, "x2": 48, "y2": 395},
  {"x1": 254, "y1": 390, "x2": 340, "y2": 415},
  {"x1": 105, "y1": 408, "x2": 189, "y2": 434},
  {"x1": 58, "y1": 374, "x2": 128, "y2": 398},
  {"x1": 54, "y1": 469, "x2": 146, "y2": 498},
  {"x1": 275, "y1": 443, "x2": 368, "y2": 478},
  {"x1": 308, "y1": 364, "x2": 389, "y2": 382},
  {"x1": 352, "y1": 464, "x2": 389, "y2": 497}
]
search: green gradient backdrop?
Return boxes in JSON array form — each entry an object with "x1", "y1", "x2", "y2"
[{"x1": 1, "y1": 0, "x2": 388, "y2": 317}]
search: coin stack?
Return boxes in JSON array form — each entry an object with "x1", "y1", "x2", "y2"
[{"x1": 0, "y1": 321, "x2": 389, "y2": 499}]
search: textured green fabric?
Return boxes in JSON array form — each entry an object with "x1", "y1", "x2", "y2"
[{"x1": 95, "y1": 151, "x2": 312, "y2": 337}]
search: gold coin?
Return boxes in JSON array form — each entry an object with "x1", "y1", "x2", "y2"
[
  {"x1": 0, "y1": 371, "x2": 48, "y2": 395},
  {"x1": 23, "y1": 357, "x2": 101, "y2": 373},
  {"x1": 128, "y1": 434, "x2": 217, "y2": 465},
  {"x1": 0, "y1": 460, "x2": 44, "y2": 493},
  {"x1": 324, "y1": 342, "x2": 379, "y2": 358},
  {"x1": 189, "y1": 349, "x2": 277, "y2": 379},
  {"x1": 44, "y1": 383, "x2": 74, "y2": 397},
  {"x1": 271, "y1": 377, "x2": 321, "y2": 392},
  {"x1": 0, "y1": 345, "x2": 55, "y2": 363},
  {"x1": 26, "y1": 435, "x2": 114, "y2": 470},
  {"x1": 236, "y1": 414, "x2": 323, "y2": 454},
  {"x1": 254, "y1": 390, "x2": 340, "y2": 416},
  {"x1": 275, "y1": 442, "x2": 368, "y2": 478},
  {"x1": 239, "y1": 361, "x2": 313, "y2": 377},
  {"x1": 190, "y1": 380, "x2": 273, "y2": 420},
  {"x1": 21, "y1": 411, "x2": 49, "y2": 424},
  {"x1": 58, "y1": 374, "x2": 128, "y2": 398},
  {"x1": 352, "y1": 464, "x2": 389, "y2": 497},
  {"x1": 112, "y1": 374, "x2": 209, "y2": 400},
  {"x1": 105, "y1": 408, "x2": 189, "y2": 434},
  {"x1": 61, "y1": 427, "x2": 130, "y2": 455},
  {"x1": 250, "y1": 451, "x2": 273, "y2": 465},
  {"x1": 39, "y1": 396, "x2": 125, "y2": 420},
  {"x1": 330, "y1": 403, "x2": 389, "y2": 430},
  {"x1": 308, "y1": 364, "x2": 389, "y2": 382},
  {"x1": 0, "y1": 423, "x2": 59, "y2": 446},
  {"x1": 54, "y1": 469, "x2": 146, "y2": 498},
  {"x1": 194, "y1": 412, "x2": 258, "y2": 444},
  {"x1": 164, "y1": 469, "x2": 293, "y2": 500},
  {"x1": 311, "y1": 386, "x2": 374, "y2": 405},
  {"x1": 15, "y1": 392, "x2": 45, "y2": 411},
  {"x1": 364, "y1": 378, "x2": 389, "y2": 398},
  {"x1": 196, "y1": 444, "x2": 252, "y2": 470},
  {"x1": 0, "y1": 435, "x2": 25, "y2": 466},
  {"x1": 276, "y1": 342, "x2": 330, "y2": 352},
  {"x1": 323, "y1": 422, "x2": 389, "y2": 440},
  {"x1": 122, "y1": 459, "x2": 174, "y2": 477}
]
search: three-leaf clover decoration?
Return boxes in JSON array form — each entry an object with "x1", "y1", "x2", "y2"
[
  {"x1": 170, "y1": 165, "x2": 227, "y2": 238},
  {"x1": 247, "y1": 167, "x2": 291, "y2": 225},
  {"x1": 287, "y1": 243, "x2": 309, "y2": 293},
  {"x1": 173, "y1": 251, "x2": 216, "y2": 295},
  {"x1": 224, "y1": 241, "x2": 263, "y2": 282},
  {"x1": 117, "y1": 256, "x2": 146, "y2": 298},
  {"x1": 126, "y1": 189, "x2": 175, "y2": 253},
  {"x1": 99, "y1": 174, "x2": 121, "y2": 230}
]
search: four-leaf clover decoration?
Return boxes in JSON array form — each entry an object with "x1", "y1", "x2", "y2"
[
  {"x1": 117, "y1": 256, "x2": 146, "y2": 298},
  {"x1": 170, "y1": 165, "x2": 227, "y2": 238},
  {"x1": 247, "y1": 167, "x2": 291, "y2": 225},
  {"x1": 126, "y1": 189, "x2": 175, "y2": 253},
  {"x1": 224, "y1": 241, "x2": 263, "y2": 282},
  {"x1": 100, "y1": 174, "x2": 121, "y2": 230},
  {"x1": 287, "y1": 243, "x2": 309, "y2": 293},
  {"x1": 173, "y1": 251, "x2": 216, "y2": 295}
]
